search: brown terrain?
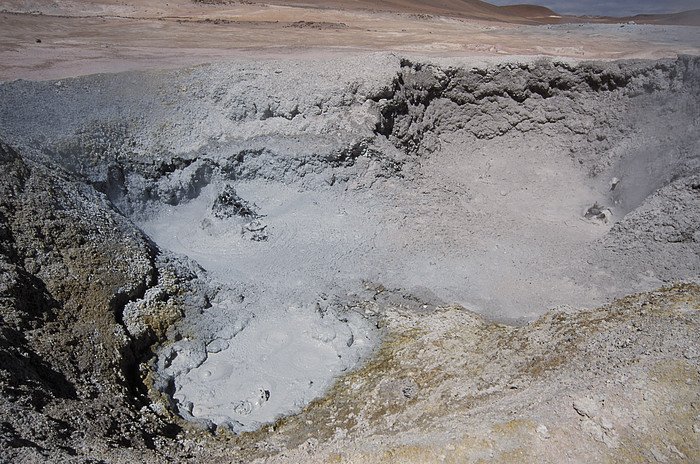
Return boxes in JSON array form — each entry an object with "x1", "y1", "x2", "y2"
[{"x1": 1, "y1": 0, "x2": 699, "y2": 81}]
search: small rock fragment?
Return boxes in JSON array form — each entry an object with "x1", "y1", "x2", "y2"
[
  {"x1": 650, "y1": 447, "x2": 668, "y2": 463},
  {"x1": 400, "y1": 379, "x2": 419, "y2": 399},
  {"x1": 212, "y1": 184, "x2": 258, "y2": 219},
  {"x1": 610, "y1": 177, "x2": 620, "y2": 191},
  {"x1": 600, "y1": 417, "x2": 614, "y2": 431},
  {"x1": 573, "y1": 397, "x2": 600, "y2": 418},
  {"x1": 584, "y1": 202, "x2": 611, "y2": 221}
]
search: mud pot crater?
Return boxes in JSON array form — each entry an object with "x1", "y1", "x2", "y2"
[{"x1": 0, "y1": 53, "x2": 698, "y2": 462}]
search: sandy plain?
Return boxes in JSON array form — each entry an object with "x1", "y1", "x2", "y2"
[{"x1": 2, "y1": 0, "x2": 700, "y2": 81}]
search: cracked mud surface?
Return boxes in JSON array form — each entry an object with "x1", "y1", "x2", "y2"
[{"x1": 0, "y1": 47, "x2": 699, "y2": 463}]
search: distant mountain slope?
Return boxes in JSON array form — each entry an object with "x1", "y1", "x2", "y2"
[
  {"x1": 256, "y1": 0, "x2": 700, "y2": 25},
  {"x1": 262, "y1": 0, "x2": 557, "y2": 23},
  {"x1": 626, "y1": 9, "x2": 700, "y2": 26},
  {"x1": 499, "y1": 4, "x2": 559, "y2": 19}
]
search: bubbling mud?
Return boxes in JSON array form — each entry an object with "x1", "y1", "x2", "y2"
[{"x1": 140, "y1": 181, "x2": 383, "y2": 430}]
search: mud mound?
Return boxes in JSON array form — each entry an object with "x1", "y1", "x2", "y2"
[{"x1": 0, "y1": 54, "x2": 698, "y2": 462}]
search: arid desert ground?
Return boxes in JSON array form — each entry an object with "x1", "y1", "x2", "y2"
[
  {"x1": 2, "y1": 0, "x2": 700, "y2": 81},
  {"x1": 0, "y1": 1, "x2": 699, "y2": 463}
]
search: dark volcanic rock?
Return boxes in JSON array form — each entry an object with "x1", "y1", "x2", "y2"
[
  {"x1": 0, "y1": 139, "x2": 172, "y2": 462},
  {"x1": 212, "y1": 184, "x2": 258, "y2": 219}
]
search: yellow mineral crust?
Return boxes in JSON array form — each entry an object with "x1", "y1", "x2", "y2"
[{"x1": 242, "y1": 283, "x2": 700, "y2": 463}]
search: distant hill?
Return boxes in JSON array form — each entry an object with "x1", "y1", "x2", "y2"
[
  {"x1": 213, "y1": 0, "x2": 700, "y2": 26},
  {"x1": 626, "y1": 9, "x2": 700, "y2": 26},
  {"x1": 498, "y1": 4, "x2": 559, "y2": 19},
  {"x1": 257, "y1": 0, "x2": 557, "y2": 24}
]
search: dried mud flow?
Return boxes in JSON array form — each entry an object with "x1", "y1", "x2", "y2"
[{"x1": 0, "y1": 54, "x2": 699, "y2": 463}]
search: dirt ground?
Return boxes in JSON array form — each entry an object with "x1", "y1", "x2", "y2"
[{"x1": 1, "y1": 0, "x2": 700, "y2": 81}]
